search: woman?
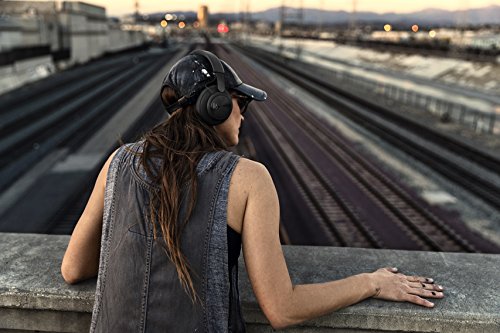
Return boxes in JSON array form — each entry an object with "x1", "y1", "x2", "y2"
[{"x1": 61, "y1": 50, "x2": 444, "y2": 332}]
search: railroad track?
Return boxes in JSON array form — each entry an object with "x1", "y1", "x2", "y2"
[
  {"x1": 49, "y1": 97, "x2": 167, "y2": 234},
  {"x1": 0, "y1": 51, "x2": 151, "y2": 112},
  {"x1": 233, "y1": 44, "x2": 500, "y2": 212},
  {"x1": 48, "y1": 45, "x2": 200, "y2": 234},
  {"x1": 259, "y1": 76, "x2": 475, "y2": 252},
  {"x1": 0, "y1": 49, "x2": 178, "y2": 192},
  {"x1": 1, "y1": 42, "x2": 222, "y2": 234},
  {"x1": 252, "y1": 105, "x2": 381, "y2": 248},
  {"x1": 14, "y1": 37, "x2": 491, "y2": 252},
  {"x1": 213, "y1": 43, "x2": 500, "y2": 252}
]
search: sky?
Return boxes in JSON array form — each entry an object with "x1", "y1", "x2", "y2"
[{"x1": 21, "y1": 0, "x2": 500, "y2": 17}]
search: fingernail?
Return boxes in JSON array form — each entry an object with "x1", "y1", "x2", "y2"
[
  {"x1": 426, "y1": 278, "x2": 434, "y2": 283},
  {"x1": 429, "y1": 302, "x2": 435, "y2": 307},
  {"x1": 438, "y1": 285, "x2": 443, "y2": 290},
  {"x1": 392, "y1": 267, "x2": 398, "y2": 271}
]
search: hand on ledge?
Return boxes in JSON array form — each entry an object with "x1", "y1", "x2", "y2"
[{"x1": 370, "y1": 267, "x2": 444, "y2": 308}]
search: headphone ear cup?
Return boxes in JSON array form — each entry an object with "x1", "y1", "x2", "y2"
[{"x1": 196, "y1": 86, "x2": 233, "y2": 126}]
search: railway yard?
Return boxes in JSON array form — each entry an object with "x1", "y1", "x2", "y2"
[{"x1": 1, "y1": 39, "x2": 499, "y2": 253}]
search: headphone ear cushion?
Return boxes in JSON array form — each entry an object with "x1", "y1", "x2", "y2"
[{"x1": 196, "y1": 86, "x2": 233, "y2": 126}]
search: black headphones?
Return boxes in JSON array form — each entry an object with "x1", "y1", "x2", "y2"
[{"x1": 164, "y1": 50, "x2": 233, "y2": 126}]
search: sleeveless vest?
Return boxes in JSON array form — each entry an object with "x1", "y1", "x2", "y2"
[{"x1": 89, "y1": 141, "x2": 243, "y2": 332}]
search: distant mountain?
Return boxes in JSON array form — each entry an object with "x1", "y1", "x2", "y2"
[
  {"x1": 396, "y1": 6, "x2": 500, "y2": 24},
  {"x1": 251, "y1": 5, "x2": 500, "y2": 25},
  {"x1": 143, "y1": 6, "x2": 500, "y2": 25}
]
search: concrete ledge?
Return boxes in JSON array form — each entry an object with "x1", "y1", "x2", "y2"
[
  {"x1": 0, "y1": 233, "x2": 498, "y2": 332},
  {"x1": 240, "y1": 246, "x2": 500, "y2": 332},
  {"x1": 0, "y1": 56, "x2": 55, "y2": 95}
]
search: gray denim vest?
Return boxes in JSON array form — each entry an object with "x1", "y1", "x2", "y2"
[{"x1": 90, "y1": 141, "x2": 242, "y2": 332}]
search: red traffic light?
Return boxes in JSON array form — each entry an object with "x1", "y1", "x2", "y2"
[{"x1": 217, "y1": 23, "x2": 229, "y2": 33}]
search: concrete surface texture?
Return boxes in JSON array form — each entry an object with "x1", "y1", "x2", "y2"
[
  {"x1": 0, "y1": 56, "x2": 56, "y2": 96},
  {"x1": 0, "y1": 233, "x2": 498, "y2": 332}
]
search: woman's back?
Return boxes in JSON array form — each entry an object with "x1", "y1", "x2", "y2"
[{"x1": 90, "y1": 141, "x2": 243, "y2": 332}]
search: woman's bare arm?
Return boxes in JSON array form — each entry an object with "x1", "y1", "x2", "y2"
[
  {"x1": 61, "y1": 150, "x2": 118, "y2": 284},
  {"x1": 238, "y1": 160, "x2": 444, "y2": 329}
]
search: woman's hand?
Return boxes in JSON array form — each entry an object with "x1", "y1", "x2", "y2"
[{"x1": 369, "y1": 267, "x2": 444, "y2": 308}]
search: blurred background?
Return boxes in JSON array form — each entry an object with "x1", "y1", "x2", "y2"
[{"x1": 0, "y1": 0, "x2": 499, "y2": 254}]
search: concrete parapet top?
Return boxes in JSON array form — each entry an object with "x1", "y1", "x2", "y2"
[
  {"x1": 240, "y1": 246, "x2": 500, "y2": 332},
  {"x1": 0, "y1": 232, "x2": 498, "y2": 332},
  {"x1": 0, "y1": 233, "x2": 94, "y2": 314}
]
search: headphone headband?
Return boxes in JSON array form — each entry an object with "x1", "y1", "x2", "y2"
[{"x1": 190, "y1": 50, "x2": 226, "y2": 92}]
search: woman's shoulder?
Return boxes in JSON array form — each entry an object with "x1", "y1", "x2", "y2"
[
  {"x1": 235, "y1": 157, "x2": 269, "y2": 176},
  {"x1": 227, "y1": 158, "x2": 275, "y2": 233},
  {"x1": 232, "y1": 157, "x2": 273, "y2": 190}
]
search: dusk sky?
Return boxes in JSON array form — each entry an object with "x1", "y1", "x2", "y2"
[
  {"x1": 94, "y1": 0, "x2": 500, "y2": 16},
  {"x1": 24, "y1": 0, "x2": 500, "y2": 16}
]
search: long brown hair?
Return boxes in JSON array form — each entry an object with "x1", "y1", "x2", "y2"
[{"x1": 139, "y1": 87, "x2": 227, "y2": 302}]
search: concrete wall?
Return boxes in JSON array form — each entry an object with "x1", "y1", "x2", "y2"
[
  {"x1": 58, "y1": 1, "x2": 145, "y2": 64},
  {"x1": 0, "y1": 1, "x2": 147, "y2": 95},
  {"x1": 0, "y1": 233, "x2": 498, "y2": 332},
  {"x1": 0, "y1": 30, "x2": 23, "y2": 52},
  {"x1": 1, "y1": 1, "x2": 147, "y2": 65},
  {"x1": 58, "y1": 3, "x2": 108, "y2": 65},
  {"x1": 107, "y1": 27, "x2": 146, "y2": 53},
  {"x1": 0, "y1": 1, "x2": 60, "y2": 51},
  {"x1": 0, "y1": 55, "x2": 55, "y2": 93},
  {"x1": 0, "y1": 17, "x2": 52, "y2": 51}
]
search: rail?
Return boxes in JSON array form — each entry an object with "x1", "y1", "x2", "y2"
[
  {"x1": 233, "y1": 43, "x2": 500, "y2": 215},
  {"x1": 241, "y1": 39, "x2": 499, "y2": 136}
]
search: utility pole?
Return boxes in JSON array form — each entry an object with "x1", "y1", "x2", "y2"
[
  {"x1": 134, "y1": 0, "x2": 139, "y2": 21},
  {"x1": 457, "y1": 0, "x2": 469, "y2": 51},
  {"x1": 458, "y1": 0, "x2": 469, "y2": 29},
  {"x1": 279, "y1": 1, "x2": 285, "y2": 38},
  {"x1": 297, "y1": 0, "x2": 303, "y2": 57},
  {"x1": 349, "y1": 0, "x2": 357, "y2": 37},
  {"x1": 318, "y1": 0, "x2": 324, "y2": 35},
  {"x1": 245, "y1": 0, "x2": 251, "y2": 44},
  {"x1": 279, "y1": 2, "x2": 303, "y2": 37}
]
